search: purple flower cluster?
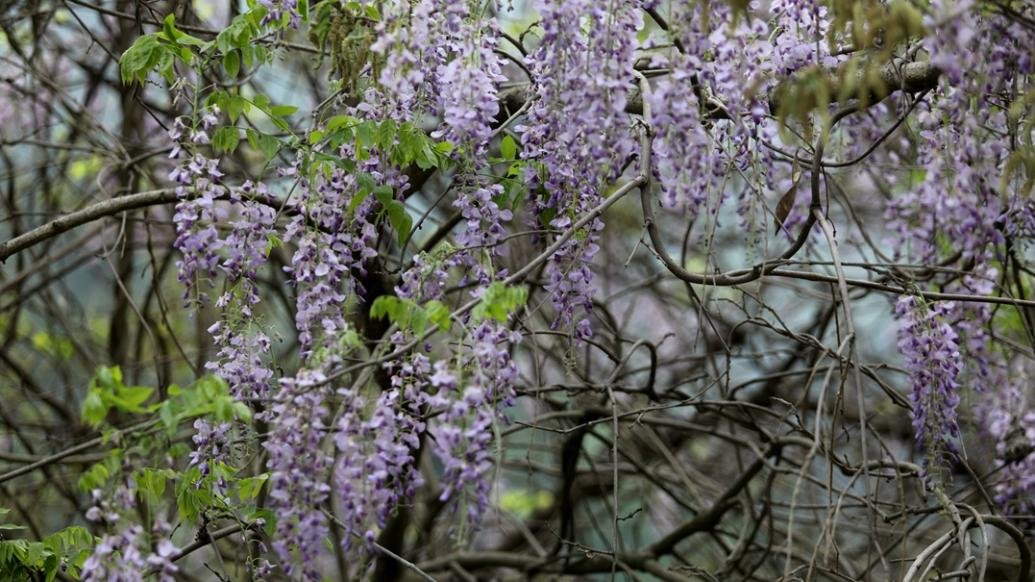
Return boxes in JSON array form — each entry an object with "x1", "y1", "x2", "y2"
[
  {"x1": 888, "y1": 1, "x2": 1033, "y2": 263},
  {"x1": 206, "y1": 322, "x2": 275, "y2": 402},
  {"x1": 453, "y1": 183, "x2": 513, "y2": 281},
  {"x1": 367, "y1": 0, "x2": 455, "y2": 121},
  {"x1": 647, "y1": 62, "x2": 720, "y2": 215},
  {"x1": 263, "y1": 370, "x2": 333, "y2": 580},
  {"x1": 769, "y1": 0, "x2": 839, "y2": 78},
  {"x1": 82, "y1": 528, "x2": 179, "y2": 582},
  {"x1": 188, "y1": 418, "x2": 232, "y2": 479},
  {"x1": 258, "y1": 0, "x2": 301, "y2": 29},
  {"x1": 885, "y1": 104, "x2": 1006, "y2": 263},
  {"x1": 82, "y1": 526, "x2": 150, "y2": 582},
  {"x1": 169, "y1": 110, "x2": 226, "y2": 302},
  {"x1": 204, "y1": 182, "x2": 277, "y2": 401},
  {"x1": 645, "y1": 0, "x2": 836, "y2": 231},
  {"x1": 168, "y1": 110, "x2": 282, "y2": 528},
  {"x1": 430, "y1": 5, "x2": 505, "y2": 153},
  {"x1": 993, "y1": 412, "x2": 1035, "y2": 517},
  {"x1": 82, "y1": 489, "x2": 180, "y2": 582},
  {"x1": 976, "y1": 373, "x2": 1035, "y2": 517},
  {"x1": 427, "y1": 321, "x2": 520, "y2": 524},
  {"x1": 518, "y1": 0, "x2": 641, "y2": 337},
  {"x1": 395, "y1": 253, "x2": 450, "y2": 303},
  {"x1": 283, "y1": 166, "x2": 379, "y2": 360},
  {"x1": 334, "y1": 339, "x2": 429, "y2": 548},
  {"x1": 895, "y1": 297, "x2": 963, "y2": 477}
]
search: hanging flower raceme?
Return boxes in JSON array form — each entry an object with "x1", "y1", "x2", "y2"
[
  {"x1": 334, "y1": 336, "x2": 430, "y2": 550},
  {"x1": 895, "y1": 297, "x2": 964, "y2": 479},
  {"x1": 885, "y1": 105, "x2": 1006, "y2": 263},
  {"x1": 647, "y1": 60, "x2": 720, "y2": 216},
  {"x1": 971, "y1": 369, "x2": 1035, "y2": 519},
  {"x1": 81, "y1": 488, "x2": 180, "y2": 582},
  {"x1": 519, "y1": 0, "x2": 641, "y2": 338},
  {"x1": 188, "y1": 418, "x2": 232, "y2": 480},
  {"x1": 887, "y1": 1, "x2": 1033, "y2": 265},
  {"x1": 431, "y1": 12, "x2": 505, "y2": 154},
  {"x1": 169, "y1": 110, "x2": 226, "y2": 303},
  {"x1": 993, "y1": 410, "x2": 1035, "y2": 519},
  {"x1": 263, "y1": 370, "x2": 333, "y2": 580},
  {"x1": 259, "y1": 0, "x2": 301, "y2": 29},
  {"x1": 427, "y1": 320, "x2": 521, "y2": 525},
  {"x1": 283, "y1": 163, "x2": 379, "y2": 360},
  {"x1": 205, "y1": 181, "x2": 278, "y2": 402},
  {"x1": 368, "y1": 0, "x2": 472, "y2": 122}
]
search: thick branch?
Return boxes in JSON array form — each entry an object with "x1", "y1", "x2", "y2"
[{"x1": 0, "y1": 190, "x2": 177, "y2": 263}]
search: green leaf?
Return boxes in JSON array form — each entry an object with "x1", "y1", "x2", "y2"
[
  {"x1": 81, "y1": 391, "x2": 107, "y2": 426},
  {"x1": 377, "y1": 119, "x2": 397, "y2": 150},
  {"x1": 213, "y1": 126, "x2": 240, "y2": 154},
  {"x1": 119, "y1": 34, "x2": 161, "y2": 84},
  {"x1": 223, "y1": 50, "x2": 240, "y2": 77},
  {"x1": 355, "y1": 121, "x2": 375, "y2": 152},
  {"x1": 95, "y1": 366, "x2": 123, "y2": 390},
  {"x1": 265, "y1": 234, "x2": 283, "y2": 256},
  {"x1": 326, "y1": 114, "x2": 358, "y2": 132},
  {"x1": 370, "y1": 296, "x2": 404, "y2": 324},
  {"x1": 77, "y1": 461, "x2": 111, "y2": 492},
  {"x1": 375, "y1": 190, "x2": 412, "y2": 246},
  {"x1": 246, "y1": 129, "x2": 280, "y2": 159},
  {"x1": 114, "y1": 384, "x2": 153, "y2": 410},
  {"x1": 237, "y1": 474, "x2": 269, "y2": 500},
  {"x1": 161, "y1": 14, "x2": 205, "y2": 46},
  {"x1": 134, "y1": 468, "x2": 169, "y2": 508},
  {"x1": 269, "y1": 104, "x2": 298, "y2": 117},
  {"x1": 424, "y1": 300, "x2": 451, "y2": 332},
  {"x1": 159, "y1": 402, "x2": 176, "y2": 434},
  {"x1": 370, "y1": 295, "x2": 451, "y2": 335},
  {"x1": 175, "y1": 468, "x2": 211, "y2": 522},
  {"x1": 500, "y1": 135, "x2": 518, "y2": 160},
  {"x1": 162, "y1": 14, "x2": 178, "y2": 42},
  {"x1": 473, "y1": 282, "x2": 528, "y2": 323},
  {"x1": 228, "y1": 95, "x2": 248, "y2": 123}
]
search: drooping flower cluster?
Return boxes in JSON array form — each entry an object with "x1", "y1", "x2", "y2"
[
  {"x1": 259, "y1": 0, "x2": 301, "y2": 29},
  {"x1": 992, "y1": 410, "x2": 1035, "y2": 518},
  {"x1": 82, "y1": 525, "x2": 150, "y2": 582},
  {"x1": 887, "y1": 1, "x2": 1033, "y2": 264},
  {"x1": 769, "y1": 0, "x2": 839, "y2": 77},
  {"x1": 519, "y1": 0, "x2": 641, "y2": 338},
  {"x1": 453, "y1": 183, "x2": 512, "y2": 280},
  {"x1": 205, "y1": 182, "x2": 278, "y2": 402},
  {"x1": 334, "y1": 340, "x2": 429, "y2": 548},
  {"x1": 427, "y1": 321, "x2": 520, "y2": 524},
  {"x1": 169, "y1": 109, "x2": 277, "y2": 394},
  {"x1": 149, "y1": 0, "x2": 1035, "y2": 577},
  {"x1": 316, "y1": 0, "x2": 520, "y2": 546},
  {"x1": 895, "y1": 297, "x2": 963, "y2": 478},
  {"x1": 283, "y1": 165, "x2": 380, "y2": 360},
  {"x1": 188, "y1": 418, "x2": 232, "y2": 479},
  {"x1": 885, "y1": 104, "x2": 1006, "y2": 262},
  {"x1": 170, "y1": 110, "x2": 226, "y2": 301},
  {"x1": 647, "y1": 61, "x2": 719, "y2": 215},
  {"x1": 263, "y1": 370, "x2": 333, "y2": 580},
  {"x1": 885, "y1": 2, "x2": 1035, "y2": 501},
  {"x1": 81, "y1": 488, "x2": 180, "y2": 582},
  {"x1": 430, "y1": 6, "x2": 504, "y2": 153},
  {"x1": 646, "y1": 0, "x2": 836, "y2": 231},
  {"x1": 168, "y1": 108, "x2": 281, "y2": 514}
]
